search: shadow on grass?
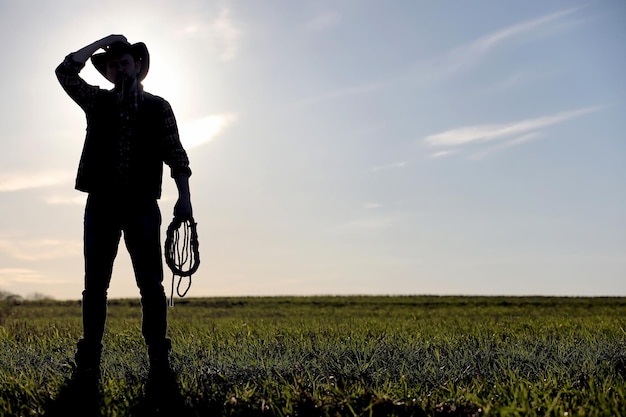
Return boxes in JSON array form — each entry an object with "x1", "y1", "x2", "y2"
[
  {"x1": 44, "y1": 373, "x2": 101, "y2": 417},
  {"x1": 44, "y1": 371, "x2": 191, "y2": 417},
  {"x1": 132, "y1": 371, "x2": 191, "y2": 416}
]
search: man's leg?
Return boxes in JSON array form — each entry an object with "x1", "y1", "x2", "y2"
[
  {"x1": 123, "y1": 200, "x2": 170, "y2": 371},
  {"x1": 77, "y1": 194, "x2": 122, "y2": 374}
]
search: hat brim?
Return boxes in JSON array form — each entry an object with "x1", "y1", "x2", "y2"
[{"x1": 91, "y1": 42, "x2": 150, "y2": 83}]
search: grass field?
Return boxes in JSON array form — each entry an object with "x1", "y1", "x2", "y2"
[{"x1": 0, "y1": 296, "x2": 625, "y2": 416}]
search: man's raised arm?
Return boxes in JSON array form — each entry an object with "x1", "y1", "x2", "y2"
[
  {"x1": 56, "y1": 34, "x2": 128, "y2": 110},
  {"x1": 70, "y1": 34, "x2": 128, "y2": 64}
]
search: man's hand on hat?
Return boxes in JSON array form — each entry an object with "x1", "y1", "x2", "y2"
[
  {"x1": 71, "y1": 34, "x2": 129, "y2": 64},
  {"x1": 102, "y1": 34, "x2": 128, "y2": 49}
]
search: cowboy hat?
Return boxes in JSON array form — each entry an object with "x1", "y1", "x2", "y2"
[{"x1": 91, "y1": 41, "x2": 150, "y2": 83}]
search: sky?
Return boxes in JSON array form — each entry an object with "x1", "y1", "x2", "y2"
[{"x1": 0, "y1": 0, "x2": 625, "y2": 300}]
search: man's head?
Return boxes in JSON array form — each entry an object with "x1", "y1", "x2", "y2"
[
  {"x1": 106, "y1": 52, "x2": 140, "y2": 87},
  {"x1": 91, "y1": 41, "x2": 150, "y2": 86}
]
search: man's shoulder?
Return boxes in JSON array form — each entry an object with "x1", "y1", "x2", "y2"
[{"x1": 143, "y1": 91, "x2": 169, "y2": 105}]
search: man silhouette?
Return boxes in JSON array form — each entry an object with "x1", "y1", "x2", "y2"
[{"x1": 56, "y1": 34, "x2": 193, "y2": 380}]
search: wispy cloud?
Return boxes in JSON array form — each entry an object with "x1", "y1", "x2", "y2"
[
  {"x1": 0, "y1": 238, "x2": 82, "y2": 261},
  {"x1": 292, "y1": 7, "x2": 581, "y2": 107},
  {"x1": 428, "y1": 150, "x2": 459, "y2": 159},
  {"x1": 211, "y1": 8, "x2": 241, "y2": 61},
  {"x1": 469, "y1": 8, "x2": 580, "y2": 52},
  {"x1": 0, "y1": 268, "x2": 43, "y2": 285},
  {"x1": 488, "y1": 68, "x2": 558, "y2": 93},
  {"x1": 292, "y1": 82, "x2": 384, "y2": 107},
  {"x1": 370, "y1": 162, "x2": 406, "y2": 172},
  {"x1": 469, "y1": 132, "x2": 543, "y2": 160},
  {"x1": 180, "y1": 7, "x2": 241, "y2": 61},
  {"x1": 420, "y1": 7, "x2": 583, "y2": 79},
  {"x1": 45, "y1": 194, "x2": 87, "y2": 205},
  {"x1": 333, "y1": 216, "x2": 397, "y2": 232},
  {"x1": 328, "y1": 210, "x2": 419, "y2": 234},
  {"x1": 424, "y1": 107, "x2": 600, "y2": 151},
  {"x1": 302, "y1": 10, "x2": 341, "y2": 32},
  {"x1": 179, "y1": 113, "x2": 237, "y2": 149},
  {"x1": 0, "y1": 171, "x2": 73, "y2": 192},
  {"x1": 0, "y1": 268, "x2": 66, "y2": 286}
]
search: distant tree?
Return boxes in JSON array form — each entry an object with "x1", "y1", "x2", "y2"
[
  {"x1": 0, "y1": 289, "x2": 54, "y2": 302},
  {"x1": 0, "y1": 290, "x2": 23, "y2": 305},
  {"x1": 27, "y1": 292, "x2": 54, "y2": 301},
  {"x1": 0, "y1": 290, "x2": 19, "y2": 300}
]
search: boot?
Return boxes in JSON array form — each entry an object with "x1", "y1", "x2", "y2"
[
  {"x1": 148, "y1": 339, "x2": 172, "y2": 379},
  {"x1": 73, "y1": 339, "x2": 102, "y2": 382},
  {"x1": 146, "y1": 339, "x2": 181, "y2": 414}
]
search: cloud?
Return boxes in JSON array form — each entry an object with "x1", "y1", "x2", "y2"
[
  {"x1": 302, "y1": 11, "x2": 341, "y2": 32},
  {"x1": 178, "y1": 7, "x2": 241, "y2": 61},
  {"x1": 424, "y1": 107, "x2": 600, "y2": 148},
  {"x1": 469, "y1": 132, "x2": 543, "y2": 160},
  {"x1": 328, "y1": 210, "x2": 418, "y2": 234},
  {"x1": 370, "y1": 162, "x2": 406, "y2": 172},
  {"x1": 179, "y1": 113, "x2": 237, "y2": 148},
  {"x1": 0, "y1": 268, "x2": 41, "y2": 277},
  {"x1": 210, "y1": 8, "x2": 242, "y2": 61},
  {"x1": 0, "y1": 268, "x2": 43, "y2": 285},
  {"x1": 468, "y1": 7, "x2": 580, "y2": 53},
  {"x1": 428, "y1": 150, "x2": 459, "y2": 159},
  {"x1": 0, "y1": 170, "x2": 73, "y2": 192},
  {"x1": 45, "y1": 195, "x2": 87, "y2": 205},
  {"x1": 488, "y1": 69, "x2": 558, "y2": 93},
  {"x1": 420, "y1": 7, "x2": 582, "y2": 79},
  {"x1": 292, "y1": 7, "x2": 581, "y2": 108},
  {"x1": 0, "y1": 268, "x2": 66, "y2": 286},
  {"x1": 293, "y1": 82, "x2": 384, "y2": 107},
  {"x1": 0, "y1": 238, "x2": 82, "y2": 261},
  {"x1": 334, "y1": 216, "x2": 397, "y2": 232}
]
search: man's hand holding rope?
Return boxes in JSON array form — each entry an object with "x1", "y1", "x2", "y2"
[
  {"x1": 173, "y1": 175, "x2": 193, "y2": 220},
  {"x1": 165, "y1": 174, "x2": 199, "y2": 306}
]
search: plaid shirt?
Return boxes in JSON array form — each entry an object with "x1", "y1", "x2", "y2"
[{"x1": 56, "y1": 54, "x2": 191, "y2": 195}]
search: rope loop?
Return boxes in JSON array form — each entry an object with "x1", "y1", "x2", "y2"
[{"x1": 164, "y1": 216, "x2": 200, "y2": 306}]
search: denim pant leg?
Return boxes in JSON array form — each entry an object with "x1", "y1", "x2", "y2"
[
  {"x1": 123, "y1": 200, "x2": 168, "y2": 347},
  {"x1": 82, "y1": 195, "x2": 122, "y2": 344}
]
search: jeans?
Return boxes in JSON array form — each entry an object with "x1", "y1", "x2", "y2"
[{"x1": 81, "y1": 193, "x2": 168, "y2": 348}]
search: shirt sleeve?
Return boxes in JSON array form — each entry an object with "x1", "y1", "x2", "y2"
[
  {"x1": 161, "y1": 100, "x2": 192, "y2": 178},
  {"x1": 55, "y1": 54, "x2": 99, "y2": 112}
]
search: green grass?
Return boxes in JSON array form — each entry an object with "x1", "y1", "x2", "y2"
[{"x1": 0, "y1": 296, "x2": 625, "y2": 416}]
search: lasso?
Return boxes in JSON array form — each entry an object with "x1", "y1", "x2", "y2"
[{"x1": 164, "y1": 217, "x2": 200, "y2": 306}]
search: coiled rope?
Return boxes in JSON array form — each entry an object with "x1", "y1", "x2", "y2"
[{"x1": 164, "y1": 217, "x2": 200, "y2": 306}]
